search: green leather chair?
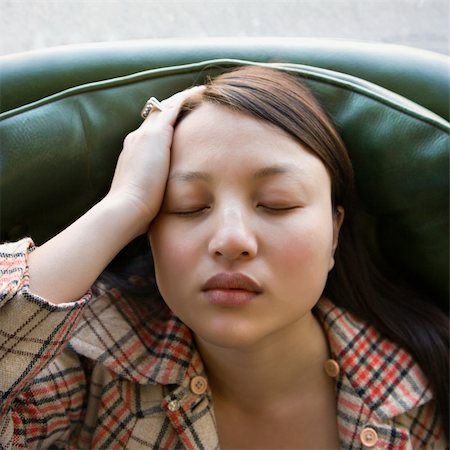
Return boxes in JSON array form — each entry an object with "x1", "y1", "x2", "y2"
[{"x1": 0, "y1": 38, "x2": 448, "y2": 312}]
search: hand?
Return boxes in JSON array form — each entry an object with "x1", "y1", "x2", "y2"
[
  {"x1": 106, "y1": 85, "x2": 205, "y2": 234},
  {"x1": 27, "y1": 85, "x2": 204, "y2": 304}
]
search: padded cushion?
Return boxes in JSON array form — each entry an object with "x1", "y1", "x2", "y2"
[
  {"x1": 1, "y1": 38, "x2": 448, "y2": 119},
  {"x1": 0, "y1": 58, "x2": 448, "y2": 309}
]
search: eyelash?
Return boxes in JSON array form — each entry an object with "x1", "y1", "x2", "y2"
[
  {"x1": 258, "y1": 205, "x2": 299, "y2": 213},
  {"x1": 172, "y1": 207, "x2": 210, "y2": 217}
]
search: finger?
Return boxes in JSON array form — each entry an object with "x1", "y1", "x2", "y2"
[
  {"x1": 160, "y1": 85, "x2": 205, "y2": 108},
  {"x1": 156, "y1": 85, "x2": 205, "y2": 116},
  {"x1": 141, "y1": 85, "x2": 205, "y2": 126}
]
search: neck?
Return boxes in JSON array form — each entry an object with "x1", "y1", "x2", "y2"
[{"x1": 194, "y1": 310, "x2": 331, "y2": 413}]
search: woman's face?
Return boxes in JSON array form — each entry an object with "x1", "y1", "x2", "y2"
[{"x1": 150, "y1": 103, "x2": 342, "y2": 349}]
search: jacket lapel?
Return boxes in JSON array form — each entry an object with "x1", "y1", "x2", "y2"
[{"x1": 316, "y1": 298, "x2": 433, "y2": 449}]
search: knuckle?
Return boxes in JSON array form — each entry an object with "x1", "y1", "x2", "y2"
[
  {"x1": 123, "y1": 131, "x2": 136, "y2": 146},
  {"x1": 137, "y1": 128, "x2": 161, "y2": 141}
]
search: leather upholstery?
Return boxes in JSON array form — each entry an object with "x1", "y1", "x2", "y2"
[
  {"x1": 1, "y1": 38, "x2": 448, "y2": 118},
  {"x1": 0, "y1": 38, "x2": 450, "y2": 119},
  {"x1": 0, "y1": 39, "x2": 448, "y2": 310}
]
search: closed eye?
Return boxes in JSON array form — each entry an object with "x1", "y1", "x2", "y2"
[
  {"x1": 258, "y1": 205, "x2": 301, "y2": 213},
  {"x1": 172, "y1": 207, "x2": 210, "y2": 217}
]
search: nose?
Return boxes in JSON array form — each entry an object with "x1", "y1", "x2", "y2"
[{"x1": 208, "y1": 204, "x2": 258, "y2": 261}]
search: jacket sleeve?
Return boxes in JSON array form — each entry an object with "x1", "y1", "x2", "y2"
[{"x1": 0, "y1": 238, "x2": 91, "y2": 449}]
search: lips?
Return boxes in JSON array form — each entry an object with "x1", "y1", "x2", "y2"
[
  {"x1": 202, "y1": 272, "x2": 263, "y2": 293},
  {"x1": 201, "y1": 272, "x2": 263, "y2": 306}
]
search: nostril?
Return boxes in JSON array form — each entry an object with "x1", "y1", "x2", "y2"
[
  {"x1": 213, "y1": 249, "x2": 252, "y2": 259},
  {"x1": 209, "y1": 230, "x2": 257, "y2": 260}
]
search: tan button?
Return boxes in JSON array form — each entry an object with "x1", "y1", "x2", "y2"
[
  {"x1": 167, "y1": 400, "x2": 180, "y2": 412},
  {"x1": 324, "y1": 359, "x2": 340, "y2": 377},
  {"x1": 190, "y1": 376, "x2": 208, "y2": 395},
  {"x1": 360, "y1": 427, "x2": 378, "y2": 447}
]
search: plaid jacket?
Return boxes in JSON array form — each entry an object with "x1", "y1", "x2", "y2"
[{"x1": 0, "y1": 239, "x2": 447, "y2": 449}]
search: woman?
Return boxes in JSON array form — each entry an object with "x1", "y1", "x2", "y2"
[{"x1": 0, "y1": 66, "x2": 448, "y2": 449}]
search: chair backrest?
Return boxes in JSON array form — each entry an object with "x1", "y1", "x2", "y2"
[{"x1": 1, "y1": 38, "x2": 448, "y2": 310}]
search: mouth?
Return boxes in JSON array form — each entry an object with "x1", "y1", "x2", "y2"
[{"x1": 202, "y1": 272, "x2": 263, "y2": 306}]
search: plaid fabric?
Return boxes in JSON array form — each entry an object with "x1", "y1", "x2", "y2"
[{"x1": 0, "y1": 238, "x2": 447, "y2": 449}]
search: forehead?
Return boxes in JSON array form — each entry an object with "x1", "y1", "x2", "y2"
[
  {"x1": 171, "y1": 103, "x2": 329, "y2": 182},
  {"x1": 174, "y1": 102, "x2": 292, "y2": 154}
]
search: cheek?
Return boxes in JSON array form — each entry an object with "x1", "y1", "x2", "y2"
[
  {"x1": 272, "y1": 231, "x2": 333, "y2": 310},
  {"x1": 269, "y1": 216, "x2": 334, "y2": 278},
  {"x1": 149, "y1": 221, "x2": 197, "y2": 286}
]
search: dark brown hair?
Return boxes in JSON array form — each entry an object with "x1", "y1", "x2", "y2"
[{"x1": 175, "y1": 65, "x2": 449, "y2": 439}]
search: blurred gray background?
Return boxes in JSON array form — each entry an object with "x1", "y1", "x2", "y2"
[{"x1": 0, "y1": 0, "x2": 448, "y2": 56}]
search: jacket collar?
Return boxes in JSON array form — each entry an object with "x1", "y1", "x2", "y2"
[
  {"x1": 315, "y1": 297, "x2": 432, "y2": 420},
  {"x1": 70, "y1": 284, "x2": 432, "y2": 419},
  {"x1": 70, "y1": 283, "x2": 204, "y2": 386}
]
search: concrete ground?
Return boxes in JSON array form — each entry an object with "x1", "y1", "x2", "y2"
[{"x1": 0, "y1": 0, "x2": 448, "y2": 56}]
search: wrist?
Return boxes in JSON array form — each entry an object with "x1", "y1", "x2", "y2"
[{"x1": 99, "y1": 194, "x2": 156, "y2": 240}]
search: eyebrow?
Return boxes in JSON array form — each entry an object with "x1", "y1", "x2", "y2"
[
  {"x1": 169, "y1": 171, "x2": 212, "y2": 182},
  {"x1": 168, "y1": 164, "x2": 301, "y2": 183},
  {"x1": 253, "y1": 165, "x2": 299, "y2": 180}
]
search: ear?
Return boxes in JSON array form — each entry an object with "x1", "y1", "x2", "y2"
[{"x1": 329, "y1": 206, "x2": 345, "y2": 271}]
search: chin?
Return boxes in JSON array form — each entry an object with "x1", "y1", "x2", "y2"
[{"x1": 191, "y1": 319, "x2": 272, "y2": 350}]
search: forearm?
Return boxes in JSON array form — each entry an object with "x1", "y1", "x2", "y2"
[
  {"x1": 27, "y1": 86, "x2": 203, "y2": 305},
  {"x1": 28, "y1": 196, "x2": 148, "y2": 304}
]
